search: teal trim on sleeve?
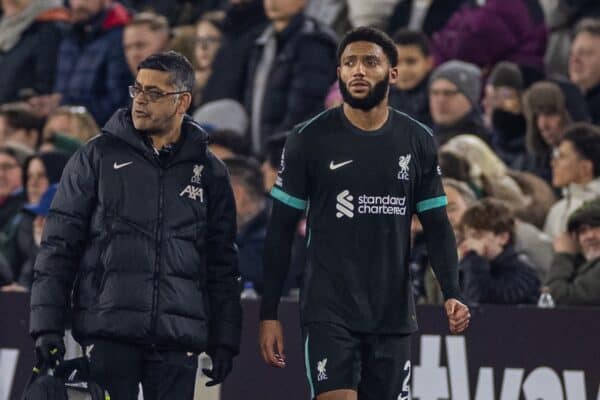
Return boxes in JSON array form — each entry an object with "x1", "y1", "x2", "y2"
[
  {"x1": 416, "y1": 195, "x2": 448, "y2": 213},
  {"x1": 305, "y1": 335, "x2": 315, "y2": 398},
  {"x1": 270, "y1": 186, "x2": 307, "y2": 210}
]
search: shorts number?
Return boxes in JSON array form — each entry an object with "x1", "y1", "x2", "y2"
[{"x1": 398, "y1": 360, "x2": 411, "y2": 400}]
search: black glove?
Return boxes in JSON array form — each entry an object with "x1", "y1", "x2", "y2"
[
  {"x1": 34, "y1": 333, "x2": 65, "y2": 368},
  {"x1": 203, "y1": 347, "x2": 233, "y2": 387}
]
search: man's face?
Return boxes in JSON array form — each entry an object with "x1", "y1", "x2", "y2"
[
  {"x1": 569, "y1": 32, "x2": 600, "y2": 92},
  {"x1": 551, "y1": 140, "x2": 591, "y2": 188},
  {"x1": 124, "y1": 25, "x2": 169, "y2": 76},
  {"x1": 43, "y1": 114, "x2": 72, "y2": 140},
  {"x1": 444, "y1": 185, "x2": 469, "y2": 233},
  {"x1": 429, "y1": 79, "x2": 472, "y2": 126},
  {"x1": 0, "y1": 153, "x2": 22, "y2": 197},
  {"x1": 577, "y1": 224, "x2": 600, "y2": 261},
  {"x1": 395, "y1": 45, "x2": 432, "y2": 91},
  {"x1": 131, "y1": 69, "x2": 187, "y2": 134},
  {"x1": 263, "y1": 0, "x2": 305, "y2": 21},
  {"x1": 195, "y1": 21, "x2": 223, "y2": 70},
  {"x1": 482, "y1": 84, "x2": 521, "y2": 123},
  {"x1": 462, "y1": 227, "x2": 509, "y2": 261},
  {"x1": 338, "y1": 41, "x2": 397, "y2": 111},
  {"x1": 70, "y1": 0, "x2": 106, "y2": 24},
  {"x1": 537, "y1": 112, "x2": 566, "y2": 147}
]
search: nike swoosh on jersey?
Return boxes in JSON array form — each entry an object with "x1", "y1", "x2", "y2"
[
  {"x1": 113, "y1": 161, "x2": 133, "y2": 170},
  {"x1": 329, "y1": 160, "x2": 353, "y2": 170}
]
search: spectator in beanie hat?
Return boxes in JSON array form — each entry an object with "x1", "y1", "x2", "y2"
[
  {"x1": 483, "y1": 61, "x2": 527, "y2": 165},
  {"x1": 429, "y1": 60, "x2": 490, "y2": 145}
]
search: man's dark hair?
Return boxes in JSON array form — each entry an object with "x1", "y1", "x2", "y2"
[
  {"x1": 337, "y1": 27, "x2": 398, "y2": 66},
  {"x1": 224, "y1": 157, "x2": 264, "y2": 201},
  {"x1": 137, "y1": 51, "x2": 195, "y2": 92},
  {"x1": 209, "y1": 130, "x2": 251, "y2": 157},
  {"x1": 567, "y1": 197, "x2": 600, "y2": 233},
  {"x1": 0, "y1": 104, "x2": 45, "y2": 133},
  {"x1": 392, "y1": 28, "x2": 430, "y2": 56},
  {"x1": 461, "y1": 199, "x2": 515, "y2": 238},
  {"x1": 562, "y1": 122, "x2": 600, "y2": 177},
  {"x1": 127, "y1": 11, "x2": 170, "y2": 32},
  {"x1": 574, "y1": 17, "x2": 600, "y2": 38}
]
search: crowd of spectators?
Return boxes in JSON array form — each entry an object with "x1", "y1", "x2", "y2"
[{"x1": 1, "y1": 0, "x2": 600, "y2": 307}]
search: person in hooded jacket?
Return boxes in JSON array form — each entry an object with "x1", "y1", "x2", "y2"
[
  {"x1": 0, "y1": 151, "x2": 69, "y2": 290},
  {"x1": 0, "y1": 0, "x2": 69, "y2": 104},
  {"x1": 29, "y1": 51, "x2": 242, "y2": 399},
  {"x1": 31, "y1": 0, "x2": 132, "y2": 126}
]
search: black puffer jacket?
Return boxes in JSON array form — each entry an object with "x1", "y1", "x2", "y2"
[
  {"x1": 244, "y1": 13, "x2": 337, "y2": 147},
  {"x1": 30, "y1": 109, "x2": 242, "y2": 355}
]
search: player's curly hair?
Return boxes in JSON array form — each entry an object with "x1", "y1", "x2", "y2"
[{"x1": 337, "y1": 26, "x2": 398, "y2": 67}]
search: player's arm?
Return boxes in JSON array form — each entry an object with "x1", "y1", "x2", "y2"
[
  {"x1": 419, "y1": 201, "x2": 470, "y2": 334},
  {"x1": 259, "y1": 129, "x2": 308, "y2": 368},
  {"x1": 260, "y1": 203, "x2": 304, "y2": 321},
  {"x1": 415, "y1": 129, "x2": 470, "y2": 333}
]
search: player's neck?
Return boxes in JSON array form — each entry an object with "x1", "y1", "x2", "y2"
[{"x1": 342, "y1": 102, "x2": 390, "y2": 132}]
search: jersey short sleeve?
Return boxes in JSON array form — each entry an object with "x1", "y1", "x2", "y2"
[
  {"x1": 270, "y1": 130, "x2": 308, "y2": 211},
  {"x1": 415, "y1": 131, "x2": 447, "y2": 214}
]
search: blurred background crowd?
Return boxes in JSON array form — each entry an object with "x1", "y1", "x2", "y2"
[{"x1": 1, "y1": 0, "x2": 600, "y2": 308}]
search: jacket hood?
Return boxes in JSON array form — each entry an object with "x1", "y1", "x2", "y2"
[
  {"x1": 101, "y1": 3, "x2": 130, "y2": 31},
  {"x1": 103, "y1": 108, "x2": 209, "y2": 163},
  {"x1": 71, "y1": 2, "x2": 130, "y2": 39}
]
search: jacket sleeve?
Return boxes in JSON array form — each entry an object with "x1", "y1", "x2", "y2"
[
  {"x1": 205, "y1": 153, "x2": 242, "y2": 355},
  {"x1": 33, "y1": 23, "x2": 63, "y2": 96},
  {"x1": 273, "y1": 35, "x2": 337, "y2": 133},
  {"x1": 546, "y1": 253, "x2": 600, "y2": 306},
  {"x1": 29, "y1": 147, "x2": 98, "y2": 337},
  {"x1": 461, "y1": 252, "x2": 540, "y2": 304}
]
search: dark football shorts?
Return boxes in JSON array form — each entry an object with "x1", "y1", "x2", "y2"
[{"x1": 302, "y1": 322, "x2": 412, "y2": 400}]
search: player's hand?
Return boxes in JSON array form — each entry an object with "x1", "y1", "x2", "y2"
[
  {"x1": 553, "y1": 232, "x2": 579, "y2": 254},
  {"x1": 203, "y1": 347, "x2": 233, "y2": 387},
  {"x1": 259, "y1": 320, "x2": 286, "y2": 368},
  {"x1": 444, "y1": 299, "x2": 470, "y2": 334}
]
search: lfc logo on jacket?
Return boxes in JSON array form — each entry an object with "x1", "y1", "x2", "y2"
[{"x1": 180, "y1": 164, "x2": 204, "y2": 201}]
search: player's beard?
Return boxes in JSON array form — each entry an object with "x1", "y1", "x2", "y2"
[{"x1": 339, "y1": 75, "x2": 389, "y2": 111}]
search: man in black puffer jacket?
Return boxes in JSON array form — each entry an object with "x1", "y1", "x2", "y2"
[
  {"x1": 29, "y1": 51, "x2": 241, "y2": 399},
  {"x1": 243, "y1": 0, "x2": 338, "y2": 154}
]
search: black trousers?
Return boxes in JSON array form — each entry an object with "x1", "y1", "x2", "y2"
[{"x1": 85, "y1": 339, "x2": 198, "y2": 400}]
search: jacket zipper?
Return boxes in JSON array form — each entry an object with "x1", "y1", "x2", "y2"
[{"x1": 150, "y1": 168, "x2": 165, "y2": 342}]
